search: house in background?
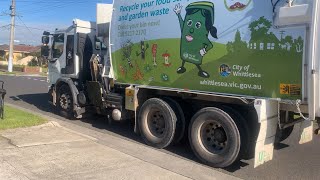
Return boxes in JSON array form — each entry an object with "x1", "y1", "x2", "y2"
[
  {"x1": 249, "y1": 32, "x2": 281, "y2": 51},
  {"x1": 0, "y1": 44, "x2": 41, "y2": 63}
]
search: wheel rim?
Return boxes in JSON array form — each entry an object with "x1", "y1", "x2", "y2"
[
  {"x1": 200, "y1": 120, "x2": 228, "y2": 154},
  {"x1": 147, "y1": 108, "x2": 166, "y2": 138},
  {"x1": 59, "y1": 93, "x2": 71, "y2": 110}
]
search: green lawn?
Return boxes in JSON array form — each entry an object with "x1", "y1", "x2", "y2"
[
  {"x1": 0, "y1": 71, "x2": 16, "y2": 75},
  {"x1": 0, "y1": 105, "x2": 47, "y2": 130}
]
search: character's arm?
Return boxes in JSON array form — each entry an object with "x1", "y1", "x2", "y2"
[
  {"x1": 145, "y1": 43, "x2": 149, "y2": 51},
  {"x1": 200, "y1": 41, "x2": 213, "y2": 56},
  {"x1": 178, "y1": 14, "x2": 184, "y2": 30},
  {"x1": 173, "y1": 4, "x2": 184, "y2": 30}
]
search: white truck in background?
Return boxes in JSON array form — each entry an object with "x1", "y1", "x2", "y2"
[{"x1": 41, "y1": 1, "x2": 320, "y2": 168}]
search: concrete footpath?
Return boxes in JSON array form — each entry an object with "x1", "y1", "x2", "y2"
[
  {"x1": 0, "y1": 105, "x2": 240, "y2": 180},
  {"x1": 0, "y1": 122, "x2": 188, "y2": 180}
]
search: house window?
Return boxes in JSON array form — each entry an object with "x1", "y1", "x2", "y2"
[
  {"x1": 260, "y1": 43, "x2": 264, "y2": 50},
  {"x1": 267, "y1": 43, "x2": 271, "y2": 50},
  {"x1": 271, "y1": 43, "x2": 275, "y2": 50},
  {"x1": 254, "y1": 43, "x2": 257, "y2": 49}
]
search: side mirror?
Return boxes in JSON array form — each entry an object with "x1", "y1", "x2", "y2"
[
  {"x1": 41, "y1": 46, "x2": 49, "y2": 57},
  {"x1": 43, "y1": 31, "x2": 50, "y2": 36},
  {"x1": 95, "y1": 41, "x2": 102, "y2": 50},
  {"x1": 42, "y1": 36, "x2": 50, "y2": 45}
]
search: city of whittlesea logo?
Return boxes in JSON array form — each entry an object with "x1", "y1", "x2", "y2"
[{"x1": 220, "y1": 64, "x2": 232, "y2": 77}]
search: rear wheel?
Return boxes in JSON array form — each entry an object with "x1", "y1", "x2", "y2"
[
  {"x1": 138, "y1": 98, "x2": 177, "y2": 149},
  {"x1": 221, "y1": 106, "x2": 251, "y2": 159},
  {"x1": 56, "y1": 85, "x2": 74, "y2": 119},
  {"x1": 163, "y1": 98, "x2": 186, "y2": 144},
  {"x1": 189, "y1": 107, "x2": 241, "y2": 168}
]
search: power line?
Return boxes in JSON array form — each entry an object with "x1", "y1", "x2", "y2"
[
  {"x1": 20, "y1": 2, "x2": 88, "y2": 14},
  {"x1": 18, "y1": 0, "x2": 88, "y2": 8},
  {"x1": 15, "y1": 24, "x2": 48, "y2": 31},
  {"x1": 17, "y1": 16, "x2": 34, "y2": 36},
  {"x1": 0, "y1": 24, "x2": 10, "y2": 29}
]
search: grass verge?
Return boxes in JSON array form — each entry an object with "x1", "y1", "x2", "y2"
[
  {"x1": 0, "y1": 71, "x2": 16, "y2": 75},
  {"x1": 0, "y1": 105, "x2": 47, "y2": 130}
]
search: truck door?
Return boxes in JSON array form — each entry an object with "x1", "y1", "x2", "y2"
[
  {"x1": 49, "y1": 32, "x2": 76, "y2": 85},
  {"x1": 48, "y1": 33, "x2": 65, "y2": 85},
  {"x1": 52, "y1": 33, "x2": 65, "y2": 61},
  {"x1": 62, "y1": 35, "x2": 75, "y2": 74}
]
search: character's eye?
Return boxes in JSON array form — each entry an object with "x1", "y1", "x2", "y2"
[
  {"x1": 195, "y1": 22, "x2": 201, "y2": 29},
  {"x1": 187, "y1": 20, "x2": 193, "y2": 27}
]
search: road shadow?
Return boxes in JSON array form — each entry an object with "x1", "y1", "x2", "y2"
[
  {"x1": 274, "y1": 143, "x2": 290, "y2": 150},
  {"x1": 82, "y1": 115, "x2": 250, "y2": 172},
  {"x1": 10, "y1": 93, "x2": 51, "y2": 112},
  {"x1": 70, "y1": 113, "x2": 202, "y2": 166}
]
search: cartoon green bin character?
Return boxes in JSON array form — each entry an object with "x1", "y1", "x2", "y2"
[{"x1": 174, "y1": 2, "x2": 218, "y2": 78}]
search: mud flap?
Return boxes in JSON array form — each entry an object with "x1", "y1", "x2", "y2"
[
  {"x1": 254, "y1": 99, "x2": 279, "y2": 168},
  {"x1": 299, "y1": 120, "x2": 313, "y2": 144}
]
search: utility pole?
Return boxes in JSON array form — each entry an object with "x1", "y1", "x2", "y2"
[{"x1": 8, "y1": 0, "x2": 16, "y2": 72}]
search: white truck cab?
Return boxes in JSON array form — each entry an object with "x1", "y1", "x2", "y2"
[{"x1": 46, "y1": 19, "x2": 97, "y2": 86}]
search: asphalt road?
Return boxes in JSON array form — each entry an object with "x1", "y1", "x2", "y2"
[{"x1": 1, "y1": 74, "x2": 320, "y2": 180}]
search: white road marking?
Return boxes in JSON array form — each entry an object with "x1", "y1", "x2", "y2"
[{"x1": 33, "y1": 79, "x2": 38, "y2": 81}]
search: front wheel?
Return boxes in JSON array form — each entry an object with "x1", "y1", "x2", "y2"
[
  {"x1": 189, "y1": 107, "x2": 241, "y2": 168},
  {"x1": 56, "y1": 85, "x2": 74, "y2": 119}
]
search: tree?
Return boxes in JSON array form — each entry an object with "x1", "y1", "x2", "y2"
[
  {"x1": 249, "y1": 16, "x2": 272, "y2": 40},
  {"x1": 30, "y1": 51, "x2": 47, "y2": 67},
  {"x1": 28, "y1": 58, "x2": 38, "y2": 66},
  {"x1": 282, "y1": 36, "x2": 293, "y2": 51},
  {"x1": 235, "y1": 30, "x2": 241, "y2": 43},
  {"x1": 294, "y1": 36, "x2": 304, "y2": 53},
  {"x1": 233, "y1": 30, "x2": 248, "y2": 54},
  {"x1": 227, "y1": 30, "x2": 248, "y2": 55},
  {"x1": 226, "y1": 42, "x2": 234, "y2": 54},
  {"x1": 0, "y1": 51, "x2": 5, "y2": 59}
]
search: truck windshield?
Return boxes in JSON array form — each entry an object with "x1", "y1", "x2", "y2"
[{"x1": 52, "y1": 33, "x2": 64, "y2": 59}]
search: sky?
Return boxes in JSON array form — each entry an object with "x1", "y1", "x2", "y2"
[{"x1": 0, "y1": 0, "x2": 113, "y2": 45}]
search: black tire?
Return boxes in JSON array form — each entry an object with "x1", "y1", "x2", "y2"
[
  {"x1": 56, "y1": 84, "x2": 74, "y2": 119},
  {"x1": 220, "y1": 106, "x2": 251, "y2": 159},
  {"x1": 189, "y1": 107, "x2": 241, "y2": 168},
  {"x1": 138, "y1": 98, "x2": 177, "y2": 149},
  {"x1": 275, "y1": 126, "x2": 294, "y2": 143},
  {"x1": 163, "y1": 98, "x2": 186, "y2": 144}
]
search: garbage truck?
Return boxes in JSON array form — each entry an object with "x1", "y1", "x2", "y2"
[{"x1": 41, "y1": 0, "x2": 320, "y2": 168}]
